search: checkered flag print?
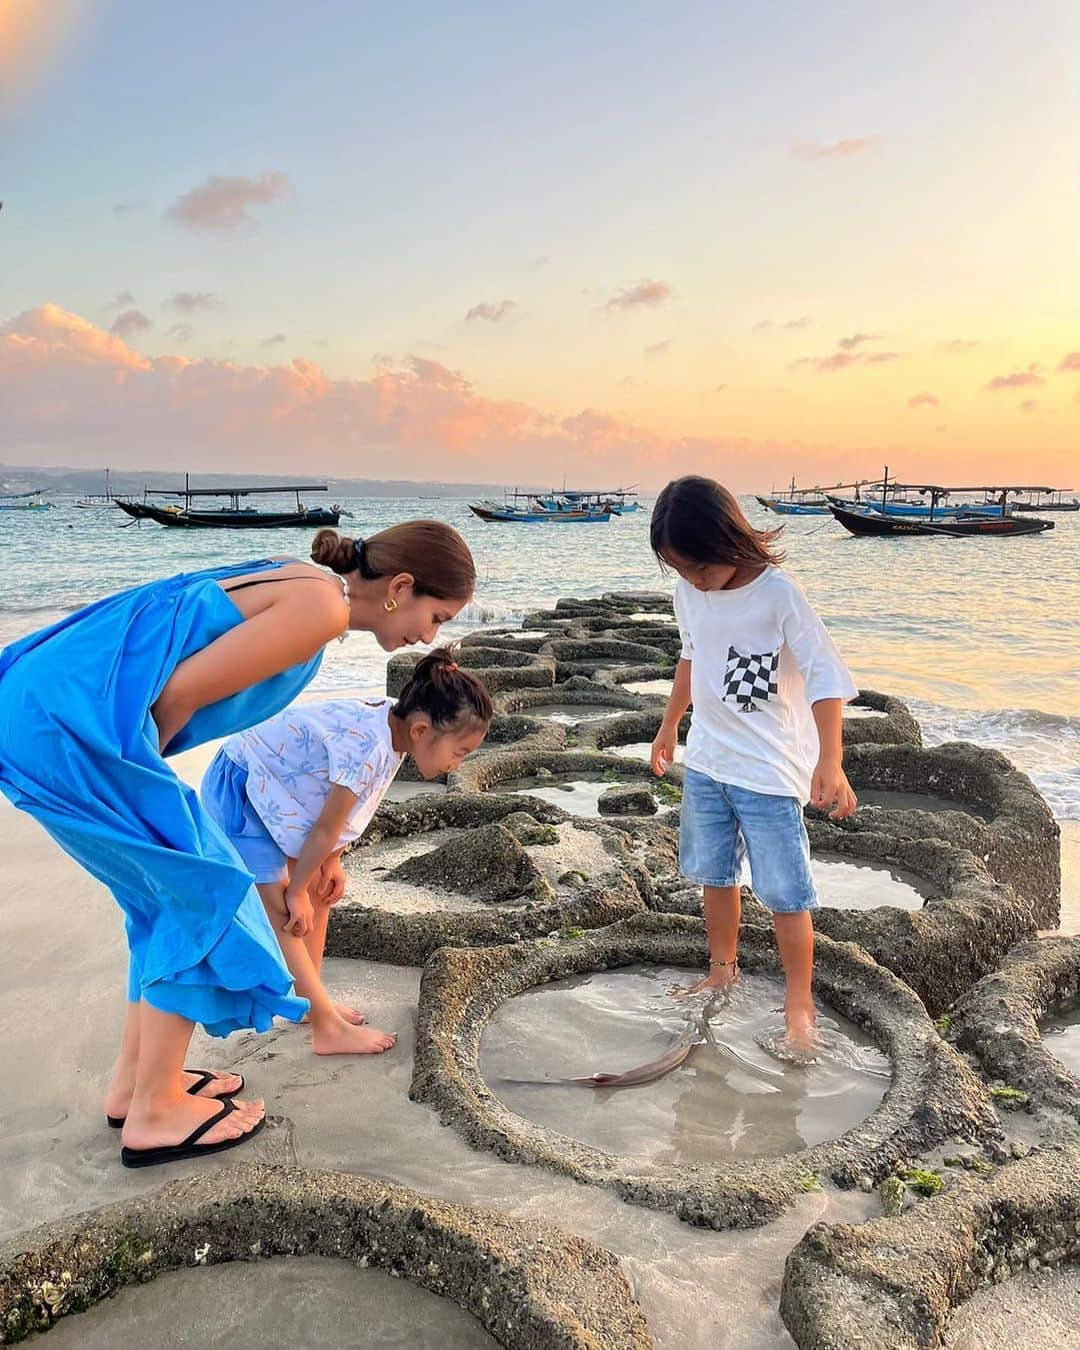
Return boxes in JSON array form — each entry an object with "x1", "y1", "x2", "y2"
[{"x1": 722, "y1": 645, "x2": 779, "y2": 712}]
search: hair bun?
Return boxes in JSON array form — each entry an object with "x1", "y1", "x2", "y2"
[{"x1": 310, "y1": 528, "x2": 357, "y2": 574}]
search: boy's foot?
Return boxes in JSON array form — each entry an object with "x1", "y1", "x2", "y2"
[
  {"x1": 301, "y1": 1003, "x2": 365, "y2": 1026},
  {"x1": 120, "y1": 1093, "x2": 265, "y2": 1153},
  {"x1": 311, "y1": 1019, "x2": 396, "y2": 1056},
  {"x1": 672, "y1": 966, "x2": 740, "y2": 999},
  {"x1": 104, "y1": 1067, "x2": 244, "y2": 1123}
]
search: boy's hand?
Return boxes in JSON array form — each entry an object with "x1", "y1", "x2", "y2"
[
  {"x1": 316, "y1": 857, "x2": 347, "y2": 905},
  {"x1": 651, "y1": 726, "x2": 677, "y2": 776},
  {"x1": 810, "y1": 759, "x2": 857, "y2": 819},
  {"x1": 282, "y1": 887, "x2": 315, "y2": 937}
]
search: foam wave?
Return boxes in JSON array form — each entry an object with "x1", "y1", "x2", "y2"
[{"x1": 456, "y1": 597, "x2": 530, "y2": 627}]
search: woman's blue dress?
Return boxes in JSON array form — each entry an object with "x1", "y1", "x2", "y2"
[{"x1": 0, "y1": 559, "x2": 326, "y2": 1036}]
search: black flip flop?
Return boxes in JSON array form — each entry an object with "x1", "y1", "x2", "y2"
[
  {"x1": 106, "y1": 1067, "x2": 246, "y2": 1128},
  {"x1": 120, "y1": 1097, "x2": 264, "y2": 1169}
]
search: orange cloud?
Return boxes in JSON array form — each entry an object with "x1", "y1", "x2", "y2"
[
  {"x1": 1057, "y1": 352, "x2": 1080, "y2": 373},
  {"x1": 792, "y1": 137, "x2": 881, "y2": 160},
  {"x1": 165, "y1": 172, "x2": 292, "y2": 231},
  {"x1": 908, "y1": 392, "x2": 939, "y2": 408},
  {"x1": 984, "y1": 368, "x2": 1045, "y2": 391},
  {"x1": 605, "y1": 279, "x2": 671, "y2": 311}
]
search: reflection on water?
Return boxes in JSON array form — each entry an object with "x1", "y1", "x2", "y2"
[
  {"x1": 610, "y1": 740, "x2": 686, "y2": 764},
  {"x1": 856, "y1": 788, "x2": 995, "y2": 822},
  {"x1": 480, "y1": 966, "x2": 889, "y2": 1165},
  {"x1": 385, "y1": 780, "x2": 448, "y2": 803},
  {"x1": 1041, "y1": 1007, "x2": 1080, "y2": 1077},
  {"x1": 532, "y1": 704, "x2": 626, "y2": 724},
  {"x1": 502, "y1": 775, "x2": 658, "y2": 817},
  {"x1": 811, "y1": 853, "x2": 934, "y2": 911}
]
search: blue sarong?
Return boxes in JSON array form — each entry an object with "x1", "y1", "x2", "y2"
[{"x1": 0, "y1": 559, "x2": 323, "y2": 1036}]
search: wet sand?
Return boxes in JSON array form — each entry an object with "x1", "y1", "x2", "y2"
[{"x1": 944, "y1": 1263, "x2": 1080, "y2": 1348}]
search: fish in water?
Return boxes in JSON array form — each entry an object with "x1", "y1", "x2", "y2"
[{"x1": 501, "y1": 997, "x2": 716, "y2": 1090}]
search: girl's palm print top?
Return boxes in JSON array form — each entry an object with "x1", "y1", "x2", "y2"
[
  {"x1": 674, "y1": 568, "x2": 857, "y2": 802},
  {"x1": 222, "y1": 697, "x2": 404, "y2": 856}
]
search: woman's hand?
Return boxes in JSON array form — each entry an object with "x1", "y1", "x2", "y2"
[
  {"x1": 810, "y1": 759, "x2": 857, "y2": 819},
  {"x1": 316, "y1": 856, "x2": 347, "y2": 905},
  {"x1": 651, "y1": 725, "x2": 677, "y2": 776},
  {"x1": 282, "y1": 886, "x2": 315, "y2": 937}
]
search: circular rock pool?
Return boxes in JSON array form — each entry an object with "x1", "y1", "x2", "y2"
[
  {"x1": 502, "y1": 774, "x2": 667, "y2": 817},
  {"x1": 478, "y1": 965, "x2": 889, "y2": 1166},
  {"x1": 856, "y1": 787, "x2": 995, "y2": 821},
  {"x1": 810, "y1": 852, "x2": 936, "y2": 911}
]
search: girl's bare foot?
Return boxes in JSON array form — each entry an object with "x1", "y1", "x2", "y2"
[
  {"x1": 120, "y1": 1093, "x2": 265, "y2": 1152},
  {"x1": 672, "y1": 966, "x2": 740, "y2": 999},
  {"x1": 311, "y1": 1018, "x2": 396, "y2": 1056},
  {"x1": 104, "y1": 1067, "x2": 243, "y2": 1122},
  {"x1": 301, "y1": 1004, "x2": 365, "y2": 1026}
]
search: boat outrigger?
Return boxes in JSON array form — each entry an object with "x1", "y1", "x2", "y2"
[
  {"x1": 115, "y1": 478, "x2": 342, "y2": 529},
  {"x1": 829, "y1": 470, "x2": 1055, "y2": 538}
]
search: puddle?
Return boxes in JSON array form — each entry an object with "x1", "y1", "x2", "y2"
[
  {"x1": 39, "y1": 1255, "x2": 498, "y2": 1349},
  {"x1": 1041, "y1": 1007, "x2": 1080, "y2": 1077},
  {"x1": 624, "y1": 679, "x2": 674, "y2": 696},
  {"x1": 856, "y1": 788, "x2": 995, "y2": 822},
  {"x1": 811, "y1": 852, "x2": 934, "y2": 911},
  {"x1": 502, "y1": 775, "x2": 662, "y2": 818},
  {"x1": 609, "y1": 741, "x2": 686, "y2": 764},
  {"x1": 944, "y1": 1263, "x2": 1080, "y2": 1349},
  {"x1": 385, "y1": 780, "x2": 449, "y2": 804},
  {"x1": 480, "y1": 966, "x2": 890, "y2": 1165},
  {"x1": 843, "y1": 706, "x2": 890, "y2": 720},
  {"x1": 531, "y1": 704, "x2": 626, "y2": 724}
]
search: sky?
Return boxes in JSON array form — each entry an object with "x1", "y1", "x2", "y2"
[{"x1": 2, "y1": 0, "x2": 1079, "y2": 490}]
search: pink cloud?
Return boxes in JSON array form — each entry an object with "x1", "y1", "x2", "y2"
[
  {"x1": 605, "y1": 279, "x2": 671, "y2": 312},
  {"x1": 0, "y1": 304, "x2": 757, "y2": 485},
  {"x1": 168, "y1": 291, "x2": 220, "y2": 313},
  {"x1": 1057, "y1": 351, "x2": 1080, "y2": 372},
  {"x1": 465, "y1": 300, "x2": 515, "y2": 323},
  {"x1": 790, "y1": 352, "x2": 861, "y2": 374},
  {"x1": 984, "y1": 368, "x2": 1045, "y2": 391},
  {"x1": 1020, "y1": 399, "x2": 1039, "y2": 412},
  {"x1": 643, "y1": 339, "x2": 672, "y2": 359},
  {"x1": 838, "y1": 332, "x2": 882, "y2": 351},
  {"x1": 109, "y1": 309, "x2": 152, "y2": 339},
  {"x1": 940, "y1": 338, "x2": 980, "y2": 353},
  {"x1": 165, "y1": 172, "x2": 292, "y2": 232},
  {"x1": 791, "y1": 137, "x2": 881, "y2": 161},
  {"x1": 907, "y1": 392, "x2": 940, "y2": 408}
]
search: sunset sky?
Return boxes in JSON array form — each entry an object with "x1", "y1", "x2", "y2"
[{"x1": 2, "y1": 0, "x2": 1078, "y2": 489}]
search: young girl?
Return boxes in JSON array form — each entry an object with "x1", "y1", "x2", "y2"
[
  {"x1": 201, "y1": 648, "x2": 492, "y2": 1055},
  {"x1": 649, "y1": 476, "x2": 858, "y2": 1050}
]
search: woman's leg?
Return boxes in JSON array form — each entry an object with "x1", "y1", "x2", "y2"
[
  {"x1": 120, "y1": 1003, "x2": 264, "y2": 1151},
  {"x1": 258, "y1": 882, "x2": 393, "y2": 1055}
]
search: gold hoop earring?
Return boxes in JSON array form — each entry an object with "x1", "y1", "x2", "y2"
[{"x1": 383, "y1": 598, "x2": 398, "y2": 613}]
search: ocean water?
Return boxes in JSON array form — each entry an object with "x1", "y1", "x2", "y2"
[{"x1": 0, "y1": 495, "x2": 1076, "y2": 822}]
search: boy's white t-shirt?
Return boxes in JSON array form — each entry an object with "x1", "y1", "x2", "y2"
[
  {"x1": 673, "y1": 568, "x2": 857, "y2": 803},
  {"x1": 222, "y1": 697, "x2": 404, "y2": 856}
]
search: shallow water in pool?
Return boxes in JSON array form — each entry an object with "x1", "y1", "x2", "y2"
[
  {"x1": 856, "y1": 788, "x2": 995, "y2": 821},
  {"x1": 1041, "y1": 1007, "x2": 1080, "y2": 1077},
  {"x1": 502, "y1": 775, "x2": 660, "y2": 817},
  {"x1": 480, "y1": 965, "x2": 890, "y2": 1165},
  {"x1": 624, "y1": 679, "x2": 674, "y2": 696},
  {"x1": 532, "y1": 703, "x2": 628, "y2": 724},
  {"x1": 810, "y1": 853, "x2": 935, "y2": 911}
]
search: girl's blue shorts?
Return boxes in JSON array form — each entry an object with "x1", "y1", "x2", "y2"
[{"x1": 200, "y1": 749, "x2": 289, "y2": 886}]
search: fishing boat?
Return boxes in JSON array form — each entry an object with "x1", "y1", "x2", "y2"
[
  {"x1": 1009, "y1": 487, "x2": 1079, "y2": 513},
  {"x1": 561, "y1": 487, "x2": 641, "y2": 514},
  {"x1": 468, "y1": 490, "x2": 611, "y2": 523},
  {"x1": 115, "y1": 479, "x2": 342, "y2": 529},
  {"x1": 75, "y1": 468, "x2": 119, "y2": 509},
  {"x1": 0, "y1": 488, "x2": 55, "y2": 511},
  {"x1": 830, "y1": 471, "x2": 1055, "y2": 538},
  {"x1": 755, "y1": 478, "x2": 872, "y2": 515}
]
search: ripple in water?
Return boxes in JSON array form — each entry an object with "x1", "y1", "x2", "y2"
[{"x1": 480, "y1": 965, "x2": 890, "y2": 1165}]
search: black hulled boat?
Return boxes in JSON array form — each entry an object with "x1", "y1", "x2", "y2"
[{"x1": 116, "y1": 480, "x2": 342, "y2": 529}]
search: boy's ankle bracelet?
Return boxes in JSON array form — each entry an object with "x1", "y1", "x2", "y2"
[{"x1": 709, "y1": 958, "x2": 738, "y2": 971}]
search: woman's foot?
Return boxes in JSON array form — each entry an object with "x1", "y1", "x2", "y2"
[
  {"x1": 104, "y1": 1067, "x2": 243, "y2": 1123},
  {"x1": 310, "y1": 1017, "x2": 396, "y2": 1056},
  {"x1": 301, "y1": 1004, "x2": 365, "y2": 1026},
  {"x1": 120, "y1": 1092, "x2": 265, "y2": 1153}
]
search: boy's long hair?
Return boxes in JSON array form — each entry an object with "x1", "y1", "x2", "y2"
[
  {"x1": 392, "y1": 647, "x2": 492, "y2": 728},
  {"x1": 650, "y1": 476, "x2": 785, "y2": 569}
]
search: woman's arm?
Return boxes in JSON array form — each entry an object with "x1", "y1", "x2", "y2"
[{"x1": 152, "y1": 586, "x2": 345, "y2": 751}]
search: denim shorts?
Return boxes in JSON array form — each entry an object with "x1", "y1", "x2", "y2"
[
  {"x1": 679, "y1": 768, "x2": 817, "y2": 914},
  {"x1": 200, "y1": 749, "x2": 289, "y2": 885}
]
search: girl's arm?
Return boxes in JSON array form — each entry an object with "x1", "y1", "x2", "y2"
[
  {"x1": 282, "y1": 785, "x2": 358, "y2": 933},
  {"x1": 810, "y1": 699, "x2": 857, "y2": 818},
  {"x1": 152, "y1": 585, "x2": 345, "y2": 751},
  {"x1": 651, "y1": 658, "x2": 691, "y2": 775}
]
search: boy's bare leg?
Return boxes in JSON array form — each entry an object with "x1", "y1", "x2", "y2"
[
  {"x1": 772, "y1": 910, "x2": 816, "y2": 1049},
  {"x1": 675, "y1": 884, "x2": 741, "y2": 995}
]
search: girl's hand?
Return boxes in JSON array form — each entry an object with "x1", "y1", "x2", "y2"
[
  {"x1": 282, "y1": 887, "x2": 315, "y2": 937},
  {"x1": 810, "y1": 760, "x2": 857, "y2": 819},
  {"x1": 317, "y1": 857, "x2": 347, "y2": 905},
  {"x1": 651, "y1": 726, "x2": 677, "y2": 776}
]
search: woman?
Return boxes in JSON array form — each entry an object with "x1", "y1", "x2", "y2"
[{"x1": 0, "y1": 522, "x2": 475, "y2": 1167}]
